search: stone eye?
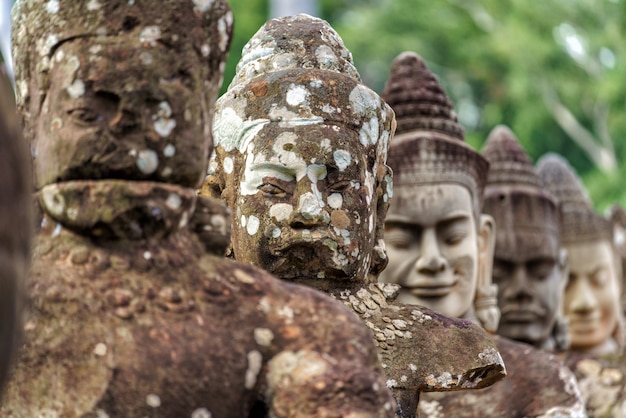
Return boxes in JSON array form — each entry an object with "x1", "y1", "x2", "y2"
[
  {"x1": 329, "y1": 180, "x2": 351, "y2": 193},
  {"x1": 68, "y1": 107, "x2": 103, "y2": 125},
  {"x1": 259, "y1": 183, "x2": 286, "y2": 196}
]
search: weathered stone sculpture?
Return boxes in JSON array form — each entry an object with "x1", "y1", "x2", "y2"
[
  {"x1": 482, "y1": 127, "x2": 569, "y2": 351},
  {"x1": 204, "y1": 15, "x2": 506, "y2": 417},
  {"x1": 537, "y1": 153, "x2": 623, "y2": 355},
  {"x1": 380, "y1": 52, "x2": 585, "y2": 417},
  {"x1": 379, "y1": 51, "x2": 498, "y2": 333},
  {"x1": 2, "y1": 2, "x2": 397, "y2": 416},
  {"x1": 538, "y1": 153, "x2": 626, "y2": 417},
  {"x1": 0, "y1": 53, "x2": 31, "y2": 392}
]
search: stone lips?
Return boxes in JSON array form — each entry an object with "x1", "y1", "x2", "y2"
[
  {"x1": 231, "y1": 13, "x2": 360, "y2": 89},
  {"x1": 388, "y1": 132, "x2": 489, "y2": 215},
  {"x1": 537, "y1": 153, "x2": 612, "y2": 243},
  {"x1": 12, "y1": 0, "x2": 233, "y2": 188},
  {"x1": 382, "y1": 51, "x2": 464, "y2": 140}
]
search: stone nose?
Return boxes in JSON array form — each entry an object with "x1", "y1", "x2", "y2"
[
  {"x1": 569, "y1": 277, "x2": 597, "y2": 313},
  {"x1": 414, "y1": 228, "x2": 446, "y2": 275},
  {"x1": 504, "y1": 264, "x2": 533, "y2": 303},
  {"x1": 289, "y1": 191, "x2": 330, "y2": 228}
]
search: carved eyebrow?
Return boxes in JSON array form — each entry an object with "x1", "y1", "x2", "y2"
[
  {"x1": 250, "y1": 162, "x2": 296, "y2": 180},
  {"x1": 436, "y1": 212, "x2": 472, "y2": 228}
]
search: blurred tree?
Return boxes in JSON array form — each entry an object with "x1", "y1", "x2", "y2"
[
  {"x1": 331, "y1": 0, "x2": 626, "y2": 210},
  {"x1": 223, "y1": 0, "x2": 625, "y2": 210}
]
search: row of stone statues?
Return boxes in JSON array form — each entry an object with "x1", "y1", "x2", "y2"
[{"x1": 1, "y1": 0, "x2": 624, "y2": 417}]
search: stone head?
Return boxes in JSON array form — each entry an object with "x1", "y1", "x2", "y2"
[
  {"x1": 482, "y1": 127, "x2": 567, "y2": 349},
  {"x1": 205, "y1": 14, "x2": 395, "y2": 288},
  {"x1": 379, "y1": 52, "x2": 497, "y2": 331},
  {"x1": 537, "y1": 153, "x2": 623, "y2": 354},
  {"x1": 13, "y1": 0, "x2": 233, "y2": 190}
]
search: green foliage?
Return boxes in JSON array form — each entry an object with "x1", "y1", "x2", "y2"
[{"x1": 222, "y1": 0, "x2": 625, "y2": 211}]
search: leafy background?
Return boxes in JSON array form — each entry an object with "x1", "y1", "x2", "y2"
[{"x1": 223, "y1": 0, "x2": 626, "y2": 213}]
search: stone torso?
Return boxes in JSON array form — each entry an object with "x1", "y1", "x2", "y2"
[{"x1": 2, "y1": 211, "x2": 392, "y2": 417}]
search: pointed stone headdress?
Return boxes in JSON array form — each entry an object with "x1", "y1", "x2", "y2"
[
  {"x1": 382, "y1": 52, "x2": 487, "y2": 215},
  {"x1": 481, "y1": 126, "x2": 559, "y2": 260},
  {"x1": 212, "y1": 14, "x2": 394, "y2": 164},
  {"x1": 536, "y1": 153, "x2": 611, "y2": 243}
]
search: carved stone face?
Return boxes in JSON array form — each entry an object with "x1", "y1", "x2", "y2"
[
  {"x1": 229, "y1": 122, "x2": 378, "y2": 283},
  {"x1": 380, "y1": 184, "x2": 480, "y2": 318},
  {"x1": 565, "y1": 239, "x2": 620, "y2": 351},
  {"x1": 34, "y1": 38, "x2": 206, "y2": 189},
  {"x1": 491, "y1": 224, "x2": 563, "y2": 347}
]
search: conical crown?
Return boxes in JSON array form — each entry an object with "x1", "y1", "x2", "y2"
[
  {"x1": 482, "y1": 125, "x2": 542, "y2": 188},
  {"x1": 536, "y1": 153, "x2": 611, "y2": 243},
  {"x1": 383, "y1": 52, "x2": 486, "y2": 215},
  {"x1": 382, "y1": 51, "x2": 463, "y2": 139}
]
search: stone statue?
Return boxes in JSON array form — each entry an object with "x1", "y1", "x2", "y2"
[
  {"x1": 2, "y1": 1, "x2": 398, "y2": 416},
  {"x1": 538, "y1": 153, "x2": 626, "y2": 417},
  {"x1": 379, "y1": 51, "x2": 498, "y2": 333},
  {"x1": 0, "y1": 51, "x2": 31, "y2": 392},
  {"x1": 380, "y1": 52, "x2": 586, "y2": 417},
  {"x1": 204, "y1": 15, "x2": 506, "y2": 418},
  {"x1": 482, "y1": 127, "x2": 569, "y2": 351},
  {"x1": 537, "y1": 153, "x2": 623, "y2": 356}
]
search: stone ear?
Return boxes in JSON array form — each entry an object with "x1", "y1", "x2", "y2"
[
  {"x1": 368, "y1": 164, "x2": 392, "y2": 278},
  {"x1": 475, "y1": 214, "x2": 499, "y2": 332}
]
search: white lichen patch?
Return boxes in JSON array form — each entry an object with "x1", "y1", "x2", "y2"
[
  {"x1": 269, "y1": 203, "x2": 293, "y2": 222},
  {"x1": 267, "y1": 350, "x2": 329, "y2": 392},
  {"x1": 333, "y1": 149, "x2": 351, "y2": 171},
  {"x1": 298, "y1": 192, "x2": 324, "y2": 219},
  {"x1": 165, "y1": 193, "x2": 181, "y2": 210},
  {"x1": 223, "y1": 156, "x2": 234, "y2": 174},
  {"x1": 192, "y1": 0, "x2": 215, "y2": 12},
  {"x1": 217, "y1": 14, "x2": 231, "y2": 52},
  {"x1": 46, "y1": 0, "x2": 59, "y2": 14},
  {"x1": 286, "y1": 84, "x2": 309, "y2": 107},
  {"x1": 420, "y1": 400, "x2": 444, "y2": 418},
  {"x1": 247, "y1": 215, "x2": 260, "y2": 235},
  {"x1": 153, "y1": 101, "x2": 176, "y2": 137},
  {"x1": 191, "y1": 408, "x2": 212, "y2": 418},
  {"x1": 257, "y1": 296, "x2": 271, "y2": 313},
  {"x1": 254, "y1": 328, "x2": 274, "y2": 347},
  {"x1": 66, "y1": 79, "x2": 85, "y2": 99},
  {"x1": 140, "y1": 26, "x2": 161, "y2": 46},
  {"x1": 93, "y1": 342, "x2": 107, "y2": 357},
  {"x1": 245, "y1": 350, "x2": 263, "y2": 389},
  {"x1": 41, "y1": 185, "x2": 65, "y2": 217},
  {"x1": 200, "y1": 44, "x2": 211, "y2": 58},
  {"x1": 163, "y1": 144, "x2": 176, "y2": 158},
  {"x1": 409, "y1": 363, "x2": 418, "y2": 372},
  {"x1": 349, "y1": 84, "x2": 381, "y2": 118},
  {"x1": 359, "y1": 116, "x2": 379, "y2": 147},
  {"x1": 327, "y1": 193, "x2": 343, "y2": 209},
  {"x1": 385, "y1": 379, "x2": 397, "y2": 388},
  {"x1": 136, "y1": 150, "x2": 159, "y2": 174},
  {"x1": 86, "y1": 0, "x2": 101, "y2": 10},
  {"x1": 38, "y1": 34, "x2": 58, "y2": 57},
  {"x1": 271, "y1": 227, "x2": 281, "y2": 238},
  {"x1": 146, "y1": 393, "x2": 161, "y2": 408},
  {"x1": 277, "y1": 306, "x2": 294, "y2": 324},
  {"x1": 315, "y1": 45, "x2": 338, "y2": 69},
  {"x1": 309, "y1": 79, "x2": 323, "y2": 88}
]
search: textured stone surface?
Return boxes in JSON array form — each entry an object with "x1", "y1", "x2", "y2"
[
  {"x1": 563, "y1": 351, "x2": 626, "y2": 418},
  {"x1": 0, "y1": 55, "x2": 31, "y2": 391},
  {"x1": 207, "y1": 17, "x2": 506, "y2": 417},
  {"x1": 421, "y1": 336, "x2": 587, "y2": 418},
  {"x1": 4, "y1": 1, "x2": 397, "y2": 415}
]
